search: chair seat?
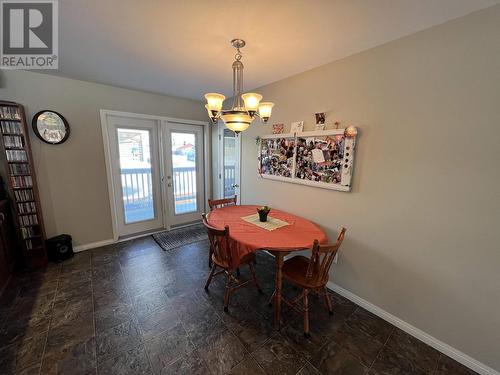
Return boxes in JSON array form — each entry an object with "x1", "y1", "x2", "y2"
[
  {"x1": 282, "y1": 255, "x2": 326, "y2": 289},
  {"x1": 212, "y1": 251, "x2": 255, "y2": 270}
]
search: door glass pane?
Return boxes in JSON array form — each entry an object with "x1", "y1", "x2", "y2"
[
  {"x1": 117, "y1": 128, "x2": 155, "y2": 224},
  {"x1": 171, "y1": 132, "x2": 197, "y2": 214},
  {"x1": 223, "y1": 129, "x2": 236, "y2": 198}
]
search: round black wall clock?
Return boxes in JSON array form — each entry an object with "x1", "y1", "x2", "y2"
[{"x1": 32, "y1": 110, "x2": 70, "y2": 145}]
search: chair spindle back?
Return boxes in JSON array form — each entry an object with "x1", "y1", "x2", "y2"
[
  {"x1": 208, "y1": 195, "x2": 237, "y2": 211},
  {"x1": 202, "y1": 213, "x2": 232, "y2": 266},
  {"x1": 306, "y1": 228, "x2": 346, "y2": 283}
]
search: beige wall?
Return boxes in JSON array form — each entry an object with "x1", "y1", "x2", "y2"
[
  {"x1": 240, "y1": 5, "x2": 500, "y2": 372},
  {"x1": 0, "y1": 70, "x2": 206, "y2": 246}
]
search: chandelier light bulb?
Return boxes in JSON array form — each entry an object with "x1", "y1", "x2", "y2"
[
  {"x1": 258, "y1": 102, "x2": 274, "y2": 123},
  {"x1": 204, "y1": 93, "x2": 225, "y2": 112},
  {"x1": 241, "y1": 93, "x2": 263, "y2": 116}
]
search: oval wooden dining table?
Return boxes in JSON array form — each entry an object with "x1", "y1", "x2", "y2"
[{"x1": 207, "y1": 204, "x2": 327, "y2": 328}]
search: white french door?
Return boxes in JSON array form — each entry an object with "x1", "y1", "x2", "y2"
[
  {"x1": 105, "y1": 115, "x2": 164, "y2": 237},
  {"x1": 102, "y1": 111, "x2": 208, "y2": 238},
  {"x1": 163, "y1": 121, "x2": 205, "y2": 226},
  {"x1": 217, "y1": 123, "x2": 241, "y2": 199}
]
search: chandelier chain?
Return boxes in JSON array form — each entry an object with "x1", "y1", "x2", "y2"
[{"x1": 235, "y1": 49, "x2": 242, "y2": 61}]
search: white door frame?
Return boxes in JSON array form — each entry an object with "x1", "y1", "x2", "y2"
[
  {"x1": 100, "y1": 109, "x2": 211, "y2": 241},
  {"x1": 216, "y1": 122, "x2": 241, "y2": 199}
]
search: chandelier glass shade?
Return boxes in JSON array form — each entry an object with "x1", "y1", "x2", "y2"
[{"x1": 204, "y1": 39, "x2": 274, "y2": 134}]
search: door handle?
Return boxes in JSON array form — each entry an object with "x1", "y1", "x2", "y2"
[{"x1": 231, "y1": 184, "x2": 239, "y2": 188}]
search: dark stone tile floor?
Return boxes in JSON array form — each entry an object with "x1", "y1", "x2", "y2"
[{"x1": 0, "y1": 236, "x2": 479, "y2": 375}]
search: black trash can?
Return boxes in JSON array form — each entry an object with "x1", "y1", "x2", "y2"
[{"x1": 46, "y1": 234, "x2": 74, "y2": 263}]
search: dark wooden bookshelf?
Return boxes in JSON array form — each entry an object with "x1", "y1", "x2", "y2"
[{"x1": 0, "y1": 101, "x2": 47, "y2": 268}]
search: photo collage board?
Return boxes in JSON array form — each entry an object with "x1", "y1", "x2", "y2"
[
  {"x1": 259, "y1": 129, "x2": 356, "y2": 191},
  {"x1": 259, "y1": 136, "x2": 295, "y2": 178}
]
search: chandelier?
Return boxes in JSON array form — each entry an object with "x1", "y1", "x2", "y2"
[{"x1": 204, "y1": 39, "x2": 274, "y2": 134}]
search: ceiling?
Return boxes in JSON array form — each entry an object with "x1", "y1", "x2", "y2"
[{"x1": 50, "y1": 0, "x2": 499, "y2": 100}]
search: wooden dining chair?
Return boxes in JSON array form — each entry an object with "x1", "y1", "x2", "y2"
[
  {"x1": 208, "y1": 195, "x2": 237, "y2": 211},
  {"x1": 206, "y1": 195, "x2": 237, "y2": 268},
  {"x1": 202, "y1": 213, "x2": 262, "y2": 312},
  {"x1": 281, "y1": 228, "x2": 346, "y2": 337}
]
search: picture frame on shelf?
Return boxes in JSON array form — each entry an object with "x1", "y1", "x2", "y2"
[
  {"x1": 272, "y1": 123, "x2": 284, "y2": 134},
  {"x1": 315, "y1": 112, "x2": 326, "y2": 124},
  {"x1": 290, "y1": 121, "x2": 304, "y2": 133}
]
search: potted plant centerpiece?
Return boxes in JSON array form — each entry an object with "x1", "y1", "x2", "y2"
[{"x1": 257, "y1": 206, "x2": 271, "y2": 222}]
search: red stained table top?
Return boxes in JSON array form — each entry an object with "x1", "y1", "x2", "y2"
[{"x1": 207, "y1": 205, "x2": 327, "y2": 255}]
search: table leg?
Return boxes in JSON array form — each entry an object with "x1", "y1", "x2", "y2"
[{"x1": 270, "y1": 251, "x2": 289, "y2": 330}]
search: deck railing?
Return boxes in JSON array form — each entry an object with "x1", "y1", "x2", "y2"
[
  {"x1": 121, "y1": 164, "x2": 236, "y2": 221},
  {"x1": 120, "y1": 166, "x2": 198, "y2": 219},
  {"x1": 224, "y1": 165, "x2": 236, "y2": 197},
  {"x1": 120, "y1": 168, "x2": 155, "y2": 222},
  {"x1": 120, "y1": 168, "x2": 153, "y2": 206},
  {"x1": 172, "y1": 167, "x2": 196, "y2": 204}
]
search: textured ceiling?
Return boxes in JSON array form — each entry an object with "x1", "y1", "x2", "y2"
[{"x1": 46, "y1": 0, "x2": 500, "y2": 100}]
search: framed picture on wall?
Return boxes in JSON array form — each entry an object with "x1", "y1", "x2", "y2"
[
  {"x1": 258, "y1": 129, "x2": 357, "y2": 191},
  {"x1": 259, "y1": 134, "x2": 296, "y2": 179}
]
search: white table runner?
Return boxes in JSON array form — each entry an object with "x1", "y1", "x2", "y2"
[{"x1": 241, "y1": 214, "x2": 290, "y2": 231}]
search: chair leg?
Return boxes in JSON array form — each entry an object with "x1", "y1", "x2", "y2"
[
  {"x1": 223, "y1": 271, "x2": 232, "y2": 312},
  {"x1": 303, "y1": 289, "x2": 310, "y2": 338},
  {"x1": 324, "y1": 287, "x2": 333, "y2": 315},
  {"x1": 208, "y1": 248, "x2": 213, "y2": 269},
  {"x1": 267, "y1": 290, "x2": 275, "y2": 306},
  {"x1": 204, "y1": 264, "x2": 217, "y2": 291},
  {"x1": 248, "y1": 262, "x2": 262, "y2": 293}
]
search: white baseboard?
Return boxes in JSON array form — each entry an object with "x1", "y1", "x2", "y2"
[
  {"x1": 72, "y1": 227, "x2": 172, "y2": 253},
  {"x1": 73, "y1": 239, "x2": 115, "y2": 253},
  {"x1": 327, "y1": 282, "x2": 499, "y2": 375}
]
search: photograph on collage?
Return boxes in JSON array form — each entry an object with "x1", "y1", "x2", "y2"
[
  {"x1": 295, "y1": 134, "x2": 345, "y2": 184},
  {"x1": 260, "y1": 137, "x2": 295, "y2": 178}
]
